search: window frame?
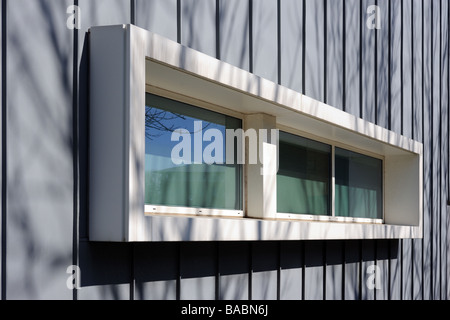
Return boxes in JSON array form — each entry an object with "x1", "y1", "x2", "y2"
[
  {"x1": 275, "y1": 125, "x2": 384, "y2": 224},
  {"x1": 143, "y1": 86, "x2": 245, "y2": 218},
  {"x1": 88, "y1": 24, "x2": 423, "y2": 241}
]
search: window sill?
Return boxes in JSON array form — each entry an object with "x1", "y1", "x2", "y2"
[{"x1": 140, "y1": 213, "x2": 421, "y2": 241}]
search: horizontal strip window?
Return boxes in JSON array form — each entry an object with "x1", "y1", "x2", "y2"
[
  {"x1": 277, "y1": 131, "x2": 384, "y2": 223},
  {"x1": 144, "y1": 93, "x2": 243, "y2": 213},
  {"x1": 88, "y1": 25, "x2": 422, "y2": 241}
]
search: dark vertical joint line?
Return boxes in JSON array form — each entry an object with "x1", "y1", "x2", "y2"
[
  {"x1": 215, "y1": 0, "x2": 220, "y2": 60},
  {"x1": 439, "y1": 0, "x2": 443, "y2": 300},
  {"x1": 277, "y1": 242, "x2": 281, "y2": 300},
  {"x1": 411, "y1": 239, "x2": 414, "y2": 300},
  {"x1": 323, "y1": 0, "x2": 327, "y2": 104},
  {"x1": 249, "y1": 0, "x2": 253, "y2": 74},
  {"x1": 342, "y1": 0, "x2": 346, "y2": 112},
  {"x1": 323, "y1": 243, "x2": 326, "y2": 300},
  {"x1": 277, "y1": 0, "x2": 281, "y2": 86},
  {"x1": 438, "y1": 0, "x2": 442, "y2": 300},
  {"x1": 428, "y1": 29, "x2": 433, "y2": 305},
  {"x1": 375, "y1": 0, "x2": 378, "y2": 125},
  {"x1": 358, "y1": 241, "x2": 362, "y2": 300},
  {"x1": 302, "y1": 0, "x2": 306, "y2": 95},
  {"x1": 131, "y1": 0, "x2": 136, "y2": 24},
  {"x1": 72, "y1": 0, "x2": 79, "y2": 301},
  {"x1": 388, "y1": 241, "x2": 391, "y2": 300},
  {"x1": 177, "y1": 0, "x2": 181, "y2": 44},
  {"x1": 176, "y1": 243, "x2": 181, "y2": 300},
  {"x1": 130, "y1": 244, "x2": 135, "y2": 300},
  {"x1": 301, "y1": 242, "x2": 305, "y2": 300},
  {"x1": 341, "y1": 242, "x2": 345, "y2": 300},
  {"x1": 401, "y1": 0, "x2": 404, "y2": 135},
  {"x1": 411, "y1": 0, "x2": 415, "y2": 140},
  {"x1": 374, "y1": 241, "x2": 378, "y2": 300},
  {"x1": 215, "y1": 242, "x2": 220, "y2": 300},
  {"x1": 388, "y1": 0, "x2": 392, "y2": 130},
  {"x1": 1, "y1": 0, "x2": 7, "y2": 301},
  {"x1": 400, "y1": 241, "x2": 403, "y2": 300},
  {"x1": 248, "y1": 242, "x2": 253, "y2": 300},
  {"x1": 359, "y1": 0, "x2": 363, "y2": 119}
]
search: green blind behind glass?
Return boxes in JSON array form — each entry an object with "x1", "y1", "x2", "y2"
[
  {"x1": 145, "y1": 94, "x2": 242, "y2": 210},
  {"x1": 277, "y1": 131, "x2": 331, "y2": 215},
  {"x1": 335, "y1": 148, "x2": 383, "y2": 219}
]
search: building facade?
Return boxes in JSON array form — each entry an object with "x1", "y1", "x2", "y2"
[{"x1": 0, "y1": 0, "x2": 449, "y2": 300}]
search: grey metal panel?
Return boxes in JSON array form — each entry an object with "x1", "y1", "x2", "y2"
[
  {"x1": 77, "y1": 241, "x2": 131, "y2": 300},
  {"x1": 219, "y1": 242, "x2": 249, "y2": 300},
  {"x1": 78, "y1": 283, "x2": 130, "y2": 300},
  {"x1": 440, "y1": 0, "x2": 449, "y2": 301},
  {"x1": 376, "y1": 240, "x2": 389, "y2": 300},
  {"x1": 280, "y1": 241, "x2": 302, "y2": 300},
  {"x1": 389, "y1": 241, "x2": 401, "y2": 300},
  {"x1": 447, "y1": 207, "x2": 450, "y2": 300},
  {"x1": 251, "y1": 242, "x2": 278, "y2": 300},
  {"x1": 413, "y1": 239, "x2": 423, "y2": 299},
  {"x1": 412, "y1": 0, "x2": 423, "y2": 144},
  {"x1": 78, "y1": 0, "x2": 130, "y2": 39},
  {"x1": 304, "y1": 241, "x2": 323, "y2": 300},
  {"x1": 79, "y1": 0, "x2": 130, "y2": 31},
  {"x1": 402, "y1": 0, "x2": 413, "y2": 139},
  {"x1": 431, "y1": 0, "x2": 441, "y2": 300},
  {"x1": 0, "y1": 0, "x2": 3, "y2": 301},
  {"x1": 219, "y1": 0, "x2": 250, "y2": 71},
  {"x1": 252, "y1": 0, "x2": 278, "y2": 83},
  {"x1": 280, "y1": 0, "x2": 303, "y2": 93},
  {"x1": 181, "y1": 0, "x2": 216, "y2": 57},
  {"x1": 402, "y1": 240, "x2": 413, "y2": 300},
  {"x1": 6, "y1": 0, "x2": 73, "y2": 299},
  {"x1": 304, "y1": 0, "x2": 324, "y2": 102},
  {"x1": 136, "y1": 0, "x2": 177, "y2": 41},
  {"x1": 361, "y1": 240, "x2": 375, "y2": 300},
  {"x1": 377, "y1": 0, "x2": 389, "y2": 127},
  {"x1": 344, "y1": 0, "x2": 360, "y2": 117},
  {"x1": 412, "y1": 0, "x2": 423, "y2": 300},
  {"x1": 134, "y1": 243, "x2": 178, "y2": 300},
  {"x1": 422, "y1": 0, "x2": 432, "y2": 300},
  {"x1": 325, "y1": 241, "x2": 343, "y2": 300},
  {"x1": 325, "y1": 0, "x2": 343, "y2": 110},
  {"x1": 78, "y1": 0, "x2": 131, "y2": 240},
  {"x1": 362, "y1": 0, "x2": 376, "y2": 123},
  {"x1": 179, "y1": 242, "x2": 216, "y2": 300},
  {"x1": 390, "y1": 0, "x2": 402, "y2": 133},
  {"x1": 344, "y1": 241, "x2": 359, "y2": 300}
]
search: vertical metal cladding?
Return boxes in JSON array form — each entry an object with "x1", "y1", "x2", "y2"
[{"x1": 0, "y1": 0, "x2": 448, "y2": 300}]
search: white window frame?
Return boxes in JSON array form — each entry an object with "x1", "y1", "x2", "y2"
[{"x1": 88, "y1": 24, "x2": 423, "y2": 241}]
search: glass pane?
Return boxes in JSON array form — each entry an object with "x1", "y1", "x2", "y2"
[
  {"x1": 335, "y1": 148, "x2": 383, "y2": 219},
  {"x1": 145, "y1": 94, "x2": 242, "y2": 210},
  {"x1": 277, "y1": 132, "x2": 331, "y2": 215}
]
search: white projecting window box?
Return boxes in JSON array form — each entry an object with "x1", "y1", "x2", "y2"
[{"x1": 89, "y1": 24, "x2": 423, "y2": 242}]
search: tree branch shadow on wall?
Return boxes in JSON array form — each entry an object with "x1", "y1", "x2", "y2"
[{"x1": 5, "y1": 0, "x2": 75, "y2": 299}]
